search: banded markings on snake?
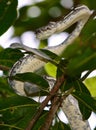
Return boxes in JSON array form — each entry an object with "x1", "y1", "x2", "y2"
[{"x1": 9, "y1": 5, "x2": 92, "y2": 96}]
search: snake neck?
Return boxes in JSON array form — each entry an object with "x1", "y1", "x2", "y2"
[
  {"x1": 38, "y1": 5, "x2": 92, "y2": 56},
  {"x1": 48, "y1": 20, "x2": 88, "y2": 55}
]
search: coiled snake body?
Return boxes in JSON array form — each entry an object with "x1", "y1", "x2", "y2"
[{"x1": 9, "y1": 5, "x2": 92, "y2": 96}]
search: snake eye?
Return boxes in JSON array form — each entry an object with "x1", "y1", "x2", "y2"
[{"x1": 35, "y1": 29, "x2": 41, "y2": 35}]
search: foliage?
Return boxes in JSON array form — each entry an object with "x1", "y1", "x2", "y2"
[
  {"x1": 0, "y1": 0, "x2": 96, "y2": 130},
  {"x1": 0, "y1": 0, "x2": 17, "y2": 35}
]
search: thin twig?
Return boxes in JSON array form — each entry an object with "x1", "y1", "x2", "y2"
[
  {"x1": 26, "y1": 75, "x2": 65, "y2": 130},
  {"x1": 40, "y1": 96, "x2": 62, "y2": 130},
  {"x1": 40, "y1": 87, "x2": 74, "y2": 130}
]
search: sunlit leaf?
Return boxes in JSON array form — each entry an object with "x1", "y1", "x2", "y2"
[
  {"x1": 84, "y1": 76, "x2": 96, "y2": 97},
  {"x1": 45, "y1": 62, "x2": 57, "y2": 77}
]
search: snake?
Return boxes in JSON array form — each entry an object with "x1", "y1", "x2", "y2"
[
  {"x1": 8, "y1": 5, "x2": 93, "y2": 130},
  {"x1": 9, "y1": 5, "x2": 92, "y2": 96}
]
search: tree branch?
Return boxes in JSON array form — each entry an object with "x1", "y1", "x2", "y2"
[
  {"x1": 39, "y1": 84, "x2": 74, "y2": 129},
  {"x1": 0, "y1": 65, "x2": 10, "y2": 71},
  {"x1": 26, "y1": 74, "x2": 65, "y2": 130},
  {"x1": 40, "y1": 96, "x2": 62, "y2": 130}
]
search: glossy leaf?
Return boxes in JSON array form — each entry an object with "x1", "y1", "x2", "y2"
[
  {"x1": 84, "y1": 76, "x2": 96, "y2": 97},
  {"x1": 72, "y1": 91, "x2": 96, "y2": 112},
  {"x1": 73, "y1": 80, "x2": 91, "y2": 120},
  {"x1": 10, "y1": 72, "x2": 49, "y2": 91},
  {"x1": 0, "y1": 96, "x2": 39, "y2": 129},
  {"x1": 45, "y1": 62, "x2": 57, "y2": 77}
]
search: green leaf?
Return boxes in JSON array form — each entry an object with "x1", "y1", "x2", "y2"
[
  {"x1": 39, "y1": 40, "x2": 48, "y2": 49},
  {"x1": 32, "y1": 111, "x2": 48, "y2": 130},
  {"x1": 0, "y1": 0, "x2": 18, "y2": 35},
  {"x1": 84, "y1": 76, "x2": 96, "y2": 97},
  {"x1": 56, "y1": 58, "x2": 69, "y2": 78},
  {"x1": 73, "y1": 80, "x2": 91, "y2": 120},
  {"x1": 72, "y1": 91, "x2": 96, "y2": 112},
  {"x1": 60, "y1": 78, "x2": 73, "y2": 92},
  {"x1": 61, "y1": 79, "x2": 92, "y2": 120},
  {"x1": 10, "y1": 72, "x2": 49, "y2": 91},
  {"x1": 50, "y1": 121, "x2": 71, "y2": 130},
  {"x1": 61, "y1": 39, "x2": 82, "y2": 59},
  {"x1": 0, "y1": 48, "x2": 24, "y2": 67},
  {"x1": 0, "y1": 95, "x2": 39, "y2": 129},
  {"x1": 45, "y1": 62, "x2": 57, "y2": 77},
  {"x1": 73, "y1": 80, "x2": 91, "y2": 95},
  {"x1": 40, "y1": 49, "x2": 62, "y2": 77},
  {"x1": 51, "y1": 120, "x2": 71, "y2": 130},
  {"x1": 67, "y1": 47, "x2": 96, "y2": 77},
  {"x1": 0, "y1": 77, "x2": 14, "y2": 97},
  {"x1": 81, "y1": 17, "x2": 96, "y2": 41},
  {"x1": 0, "y1": 95, "x2": 39, "y2": 112},
  {"x1": 40, "y1": 49, "x2": 60, "y2": 63},
  {"x1": 79, "y1": 102, "x2": 91, "y2": 120}
]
